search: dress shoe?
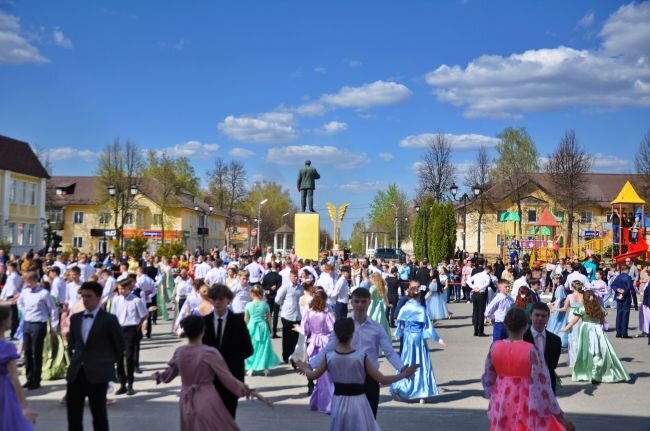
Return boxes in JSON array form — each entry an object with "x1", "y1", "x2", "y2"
[
  {"x1": 478, "y1": 333, "x2": 489, "y2": 337},
  {"x1": 27, "y1": 384, "x2": 41, "y2": 390},
  {"x1": 615, "y1": 335, "x2": 621, "y2": 338},
  {"x1": 621, "y1": 335, "x2": 633, "y2": 339},
  {"x1": 272, "y1": 334, "x2": 280, "y2": 339},
  {"x1": 115, "y1": 386, "x2": 127, "y2": 395},
  {"x1": 126, "y1": 385, "x2": 135, "y2": 396},
  {"x1": 135, "y1": 366, "x2": 142, "y2": 374},
  {"x1": 22, "y1": 381, "x2": 31, "y2": 389}
]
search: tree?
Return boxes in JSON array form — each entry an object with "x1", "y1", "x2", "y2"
[
  {"x1": 545, "y1": 130, "x2": 592, "y2": 252},
  {"x1": 413, "y1": 195, "x2": 434, "y2": 261},
  {"x1": 173, "y1": 157, "x2": 200, "y2": 195},
  {"x1": 465, "y1": 145, "x2": 492, "y2": 253},
  {"x1": 96, "y1": 139, "x2": 143, "y2": 251},
  {"x1": 240, "y1": 181, "x2": 296, "y2": 249},
  {"x1": 416, "y1": 134, "x2": 455, "y2": 202},
  {"x1": 348, "y1": 219, "x2": 366, "y2": 255},
  {"x1": 207, "y1": 157, "x2": 230, "y2": 211},
  {"x1": 319, "y1": 228, "x2": 333, "y2": 251},
  {"x1": 427, "y1": 202, "x2": 456, "y2": 264},
  {"x1": 635, "y1": 130, "x2": 650, "y2": 201},
  {"x1": 368, "y1": 184, "x2": 410, "y2": 246},
  {"x1": 492, "y1": 127, "x2": 539, "y2": 234},
  {"x1": 32, "y1": 145, "x2": 57, "y2": 213}
]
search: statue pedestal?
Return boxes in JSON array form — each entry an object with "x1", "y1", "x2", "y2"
[{"x1": 295, "y1": 213, "x2": 320, "y2": 260}]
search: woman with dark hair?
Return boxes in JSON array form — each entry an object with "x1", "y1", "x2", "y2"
[
  {"x1": 514, "y1": 285, "x2": 535, "y2": 316},
  {"x1": 482, "y1": 308, "x2": 575, "y2": 431},
  {"x1": 153, "y1": 315, "x2": 260, "y2": 431},
  {"x1": 561, "y1": 291, "x2": 630, "y2": 383},
  {"x1": 301, "y1": 290, "x2": 335, "y2": 413}
]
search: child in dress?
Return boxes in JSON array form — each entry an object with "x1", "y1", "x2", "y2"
[
  {"x1": 244, "y1": 286, "x2": 281, "y2": 376},
  {"x1": 153, "y1": 315, "x2": 268, "y2": 431},
  {"x1": 296, "y1": 318, "x2": 418, "y2": 431},
  {"x1": 0, "y1": 305, "x2": 37, "y2": 430}
]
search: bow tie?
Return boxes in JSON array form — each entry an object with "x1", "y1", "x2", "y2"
[{"x1": 83, "y1": 313, "x2": 94, "y2": 319}]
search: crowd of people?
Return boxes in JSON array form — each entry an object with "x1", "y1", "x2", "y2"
[{"x1": 0, "y1": 244, "x2": 645, "y2": 430}]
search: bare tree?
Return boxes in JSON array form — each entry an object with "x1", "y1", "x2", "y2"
[
  {"x1": 417, "y1": 134, "x2": 455, "y2": 202},
  {"x1": 144, "y1": 150, "x2": 179, "y2": 244},
  {"x1": 545, "y1": 130, "x2": 592, "y2": 252},
  {"x1": 207, "y1": 157, "x2": 229, "y2": 211},
  {"x1": 465, "y1": 145, "x2": 492, "y2": 253},
  {"x1": 635, "y1": 130, "x2": 650, "y2": 201},
  {"x1": 225, "y1": 160, "x2": 247, "y2": 246},
  {"x1": 96, "y1": 139, "x2": 143, "y2": 251}
]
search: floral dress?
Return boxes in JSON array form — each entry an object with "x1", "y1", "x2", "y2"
[{"x1": 482, "y1": 340, "x2": 564, "y2": 431}]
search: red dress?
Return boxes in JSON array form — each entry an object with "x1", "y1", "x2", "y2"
[{"x1": 481, "y1": 340, "x2": 564, "y2": 431}]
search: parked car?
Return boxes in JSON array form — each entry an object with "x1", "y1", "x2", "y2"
[{"x1": 373, "y1": 248, "x2": 406, "y2": 263}]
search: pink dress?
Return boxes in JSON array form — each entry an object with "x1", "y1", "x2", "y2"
[
  {"x1": 156, "y1": 344, "x2": 245, "y2": 431},
  {"x1": 481, "y1": 340, "x2": 564, "y2": 431},
  {"x1": 302, "y1": 310, "x2": 335, "y2": 413}
]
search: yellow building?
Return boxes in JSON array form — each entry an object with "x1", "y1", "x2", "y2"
[
  {"x1": 49, "y1": 176, "x2": 227, "y2": 254},
  {"x1": 0, "y1": 135, "x2": 50, "y2": 256},
  {"x1": 456, "y1": 173, "x2": 646, "y2": 259}
]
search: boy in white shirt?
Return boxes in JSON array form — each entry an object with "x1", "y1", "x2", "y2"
[{"x1": 485, "y1": 279, "x2": 514, "y2": 342}]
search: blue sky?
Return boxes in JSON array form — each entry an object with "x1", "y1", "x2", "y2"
[{"x1": 1, "y1": 1, "x2": 649, "y2": 237}]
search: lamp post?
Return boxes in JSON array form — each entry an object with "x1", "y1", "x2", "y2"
[
  {"x1": 194, "y1": 204, "x2": 214, "y2": 251},
  {"x1": 281, "y1": 212, "x2": 289, "y2": 225},
  {"x1": 450, "y1": 183, "x2": 481, "y2": 253},
  {"x1": 108, "y1": 183, "x2": 138, "y2": 252},
  {"x1": 257, "y1": 198, "x2": 268, "y2": 248}
]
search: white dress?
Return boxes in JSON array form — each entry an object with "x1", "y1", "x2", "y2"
[{"x1": 326, "y1": 350, "x2": 379, "y2": 431}]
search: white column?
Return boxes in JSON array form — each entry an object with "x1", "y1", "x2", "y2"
[
  {"x1": 282, "y1": 233, "x2": 287, "y2": 251},
  {"x1": 36, "y1": 177, "x2": 46, "y2": 249},
  {"x1": 0, "y1": 171, "x2": 10, "y2": 241}
]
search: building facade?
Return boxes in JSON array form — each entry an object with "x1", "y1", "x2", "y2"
[
  {"x1": 0, "y1": 136, "x2": 50, "y2": 256},
  {"x1": 49, "y1": 176, "x2": 227, "y2": 254}
]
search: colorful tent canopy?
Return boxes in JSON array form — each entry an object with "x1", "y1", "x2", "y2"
[
  {"x1": 611, "y1": 181, "x2": 646, "y2": 205},
  {"x1": 550, "y1": 207, "x2": 563, "y2": 222},
  {"x1": 499, "y1": 211, "x2": 520, "y2": 222},
  {"x1": 536, "y1": 208, "x2": 560, "y2": 227},
  {"x1": 529, "y1": 226, "x2": 551, "y2": 235}
]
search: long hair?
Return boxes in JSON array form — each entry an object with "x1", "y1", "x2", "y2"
[
  {"x1": 310, "y1": 290, "x2": 327, "y2": 312},
  {"x1": 514, "y1": 286, "x2": 534, "y2": 309},
  {"x1": 371, "y1": 272, "x2": 386, "y2": 298},
  {"x1": 583, "y1": 290, "x2": 605, "y2": 322}
]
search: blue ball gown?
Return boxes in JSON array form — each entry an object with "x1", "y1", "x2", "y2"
[
  {"x1": 546, "y1": 285, "x2": 569, "y2": 348},
  {"x1": 390, "y1": 299, "x2": 441, "y2": 401}
]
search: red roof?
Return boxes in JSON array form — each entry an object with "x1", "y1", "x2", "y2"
[{"x1": 536, "y1": 208, "x2": 560, "y2": 227}]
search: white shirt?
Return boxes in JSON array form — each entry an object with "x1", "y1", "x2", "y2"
[
  {"x1": 231, "y1": 281, "x2": 251, "y2": 314},
  {"x1": 101, "y1": 276, "x2": 116, "y2": 302},
  {"x1": 81, "y1": 306, "x2": 100, "y2": 343},
  {"x1": 279, "y1": 267, "x2": 293, "y2": 287},
  {"x1": 136, "y1": 274, "x2": 156, "y2": 303},
  {"x1": 110, "y1": 293, "x2": 148, "y2": 326},
  {"x1": 244, "y1": 261, "x2": 264, "y2": 283},
  {"x1": 484, "y1": 293, "x2": 513, "y2": 323},
  {"x1": 194, "y1": 262, "x2": 211, "y2": 279},
  {"x1": 467, "y1": 270, "x2": 491, "y2": 293},
  {"x1": 50, "y1": 276, "x2": 67, "y2": 304},
  {"x1": 175, "y1": 276, "x2": 195, "y2": 300},
  {"x1": 564, "y1": 271, "x2": 588, "y2": 290},
  {"x1": 205, "y1": 266, "x2": 227, "y2": 286},
  {"x1": 531, "y1": 326, "x2": 546, "y2": 354},
  {"x1": 17, "y1": 285, "x2": 59, "y2": 330},
  {"x1": 213, "y1": 310, "x2": 228, "y2": 347},
  {"x1": 53, "y1": 260, "x2": 67, "y2": 275},
  {"x1": 116, "y1": 272, "x2": 129, "y2": 282},
  {"x1": 331, "y1": 276, "x2": 350, "y2": 304},
  {"x1": 0, "y1": 272, "x2": 22, "y2": 299},
  {"x1": 275, "y1": 282, "x2": 304, "y2": 321},
  {"x1": 66, "y1": 281, "x2": 82, "y2": 308},
  {"x1": 316, "y1": 272, "x2": 335, "y2": 301},
  {"x1": 511, "y1": 276, "x2": 529, "y2": 299},
  {"x1": 76, "y1": 262, "x2": 95, "y2": 282}
]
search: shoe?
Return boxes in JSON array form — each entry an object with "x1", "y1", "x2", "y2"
[
  {"x1": 126, "y1": 385, "x2": 135, "y2": 396},
  {"x1": 272, "y1": 335, "x2": 280, "y2": 339},
  {"x1": 135, "y1": 366, "x2": 142, "y2": 374},
  {"x1": 115, "y1": 386, "x2": 127, "y2": 395},
  {"x1": 246, "y1": 370, "x2": 254, "y2": 377},
  {"x1": 621, "y1": 335, "x2": 633, "y2": 339},
  {"x1": 615, "y1": 335, "x2": 621, "y2": 338},
  {"x1": 478, "y1": 333, "x2": 489, "y2": 337},
  {"x1": 27, "y1": 384, "x2": 41, "y2": 391},
  {"x1": 22, "y1": 381, "x2": 31, "y2": 389}
]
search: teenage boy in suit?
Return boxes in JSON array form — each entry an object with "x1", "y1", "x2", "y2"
[
  {"x1": 524, "y1": 302, "x2": 561, "y2": 394},
  {"x1": 202, "y1": 283, "x2": 253, "y2": 419}
]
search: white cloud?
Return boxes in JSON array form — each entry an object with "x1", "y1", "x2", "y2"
[
  {"x1": 425, "y1": 2, "x2": 650, "y2": 118},
  {"x1": 0, "y1": 11, "x2": 48, "y2": 64},
  {"x1": 400, "y1": 133, "x2": 499, "y2": 150},
  {"x1": 295, "y1": 80, "x2": 411, "y2": 116},
  {"x1": 591, "y1": 153, "x2": 631, "y2": 172},
  {"x1": 339, "y1": 180, "x2": 385, "y2": 191},
  {"x1": 52, "y1": 27, "x2": 72, "y2": 49},
  {"x1": 576, "y1": 11, "x2": 595, "y2": 28},
  {"x1": 346, "y1": 59, "x2": 362, "y2": 68},
  {"x1": 228, "y1": 147, "x2": 255, "y2": 158},
  {"x1": 378, "y1": 152, "x2": 393, "y2": 161},
  {"x1": 320, "y1": 121, "x2": 348, "y2": 135},
  {"x1": 411, "y1": 161, "x2": 425, "y2": 174},
  {"x1": 218, "y1": 112, "x2": 299, "y2": 144},
  {"x1": 266, "y1": 145, "x2": 367, "y2": 169},
  {"x1": 159, "y1": 140, "x2": 219, "y2": 158},
  {"x1": 44, "y1": 147, "x2": 97, "y2": 161},
  {"x1": 314, "y1": 66, "x2": 326, "y2": 73}
]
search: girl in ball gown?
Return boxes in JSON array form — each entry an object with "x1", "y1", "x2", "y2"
[
  {"x1": 244, "y1": 286, "x2": 281, "y2": 376},
  {"x1": 546, "y1": 274, "x2": 569, "y2": 348},
  {"x1": 425, "y1": 268, "x2": 449, "y2": 322},
  {"x1": 368, "y1": 273, "x2": 390, "y2": 337},
  {"x1": 551, "y1": 280, "x2": 584, "y2": 367}
]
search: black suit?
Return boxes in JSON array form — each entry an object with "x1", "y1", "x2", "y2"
[
  {"x1": 524, "y1": 328, "x2": 561, "y2": 394},
  {"x1": 202, "y1": 311, "x2": 253, "y2": 418},
  {"x1": 66, "y1": 309, "x2": 124, "y2": 431}
]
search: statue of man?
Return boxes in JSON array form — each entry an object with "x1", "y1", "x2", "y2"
[{"x1": 297, "y1": 160, "x2": 320, "y2": 213}]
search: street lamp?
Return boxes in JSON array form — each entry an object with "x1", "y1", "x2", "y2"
[
  {"x1": 194, "y1": 204, "x2": 214, "y2": 251},
  {"x1": 257, "y1": 198, "x2": 268, "y2": 248},
  {"x1": 281, "y1": 212, "x2": 289, "y2": 225},
  {"x1": 450, "y1": 182, "x2": 470, "y2": 252}
]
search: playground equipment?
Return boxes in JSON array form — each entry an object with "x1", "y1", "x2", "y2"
[{"x1": 610, "y1": 181, "x2": 647, "y2": 264}]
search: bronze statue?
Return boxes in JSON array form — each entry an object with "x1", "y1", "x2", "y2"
[{"x1": 297, "y1": 160, "x2": 320, "y2": 212}]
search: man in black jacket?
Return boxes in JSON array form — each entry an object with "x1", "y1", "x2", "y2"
[
  {"x1": 262, "y1": 262, "x2": 282, "y2": 338},
  {"x1": 524, "y1": 302, "x2": 561, "y2": 394},
  {"x1": 66, "y1": 282, "x2": 125, "y2": 431},
  {"x1": 203, "y1": 283, "x2": 253, "y2": 418}
]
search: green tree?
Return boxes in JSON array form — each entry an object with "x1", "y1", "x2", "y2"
[
  {"x1": 144, "y1": 151, "x2": 179, "y2": 244},
  {"x1": 413, "y1": 196, "x2": 434, "y2": 261},
  {"x1": 173, "y1": 157, "x2": 200, "y2": 195},
  {"x1": 240, "y1": 181, "x2": 297, "y2": 249},
  {"x1": 368, "y1": 184, "x2": 410, "y2": 246},
  {"x1": 492, "y1": 127, "x2": 539, "y2": 234},
  {"x1": 348, "y1": 219, "x2": 366, "y2": 255},
  {"x1": 427, "y1": 202, "x2": 456, "y2": 264},
  {"x1": 127, "y1": 234, "x2": 149, "y2": 258}
]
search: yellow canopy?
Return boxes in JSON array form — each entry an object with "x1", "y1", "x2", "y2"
[{"x1": 610, "y1": 181, "x2": 646, "y2": 205}]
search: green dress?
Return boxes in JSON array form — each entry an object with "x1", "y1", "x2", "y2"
[
  {"x1": 244, "y1": 301, "x2": 281, "y2": 371},
  {"x1": 369, "y1": 284, "x2": 390, "y2": 337},
  {"x1": 571, "y1": 305, "x2": 630, "y2": 383}
]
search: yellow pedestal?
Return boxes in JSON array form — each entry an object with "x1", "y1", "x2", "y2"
[{"x1": 295, "y1": 213, "x2": 320, "y2": 261}]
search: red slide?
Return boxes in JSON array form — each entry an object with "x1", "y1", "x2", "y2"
[{"x1": 615, "y1": 237, "x2": 648, "y2": 265}]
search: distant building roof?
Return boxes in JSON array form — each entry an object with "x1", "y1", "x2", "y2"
[
  {"x1": 0, "y1": 135, "x2": 50, "y2": 179},
  {"x1": 273, "y1": 223, "x2": 294, "y2": 234}
]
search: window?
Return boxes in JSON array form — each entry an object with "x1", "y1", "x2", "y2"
[
  {"x1": 27, "y1": 224, "x2": 34, "y2": 245},
  {"x1": 98, "y1": 213, "x2": 111, "y2": 224},
  {"x1": 7, "y1": 223, "x2": 15, "y2": 244},
  {"x1": 496, "y1": 233, "x2": 503, "y2": 246},
  {"x1": 19, "y1": 181, "x2": 27, "y2": 204},
  {"x1": 527, "y1": 210, "x2": 537, "y2": 223},
  {"x1": 73, "y1": 237, "x2": 83, "y2": 248},
  {"x1": 580, "y1": 210, "x2": 593, "y2": 224},
  {"x1": 73, "y1": 211, "x2": 84, "y2": 224},
  {"x1": 606, "y1": 211, "x2": 613, "y2": 223},
  {"x1": 48, "y1": 209, "x2": 64, "y2": 224},
  {"x1": 136, "y1": 211, "x2": 143, "y2": 226},
  {"x1": 9, "y1": 180, "x2": 16, "y2": 202},
  {"x1": 28, "y1": 183, "x2": 36, "y2": 205},
  {"x1": 124, "y1": 213, "x2": 133, "y2": 225},
  {"x1": 16, "y1": 223, "x2": 24, "y2": 246},
  {"x1": 153, "y1": 214, "x2": 163, "y2": 225}
]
